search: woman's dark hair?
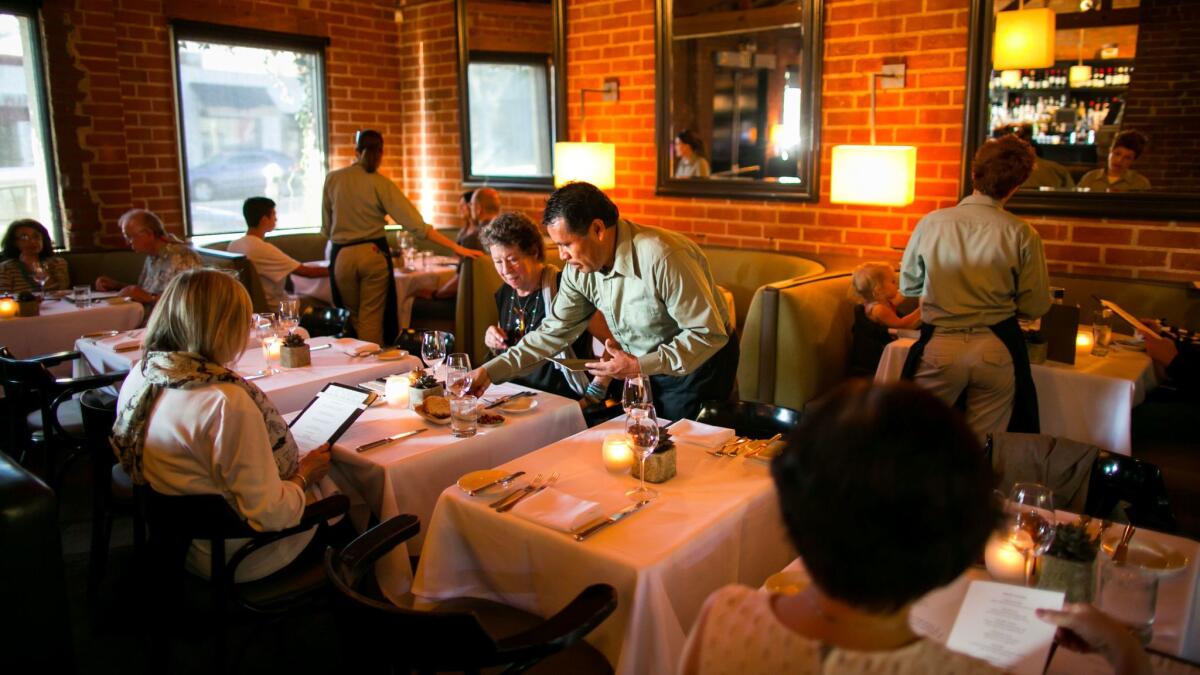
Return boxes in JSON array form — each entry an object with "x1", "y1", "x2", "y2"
[
  {"x1": 480, "y1": 211, "x2": 545, "y2": 262},
  {"x1": 971, "y1": 135, "x2": 1036, "y2": 199},
  {"x1": 2, "y1": 219, "x2": 54, "y2": 260},
  {"x1": 676, "y1": 129, "x2": 705, "y2": 157},
  {"x1": 771, "y1": 380, "x2": 997, "y2": 613},
  {"x1": 541, "y1": 182, "x2": 619, "y2": 235},
  {"x1": 1112, "y1": 129, "x2": 1148, "y2": 159}
]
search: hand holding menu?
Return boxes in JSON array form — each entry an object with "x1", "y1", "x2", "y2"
[
  {"x1": 288, "y1": 383, "x2": 377, "y2": 453},
  {"x1": 945, "y1": 581, "x2": 1064, "y2": 675}
]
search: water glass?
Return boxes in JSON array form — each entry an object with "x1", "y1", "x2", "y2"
[
  {"x1": 1006, "y1": 482, "x2": 1056, "y2": 584},
  {"x1": 420, "y1": 250, "x2": 433, "y2": 270},
  {"x1": 1092, "y1": 309, "x2": 1113, "y2": 357},
  {"x1": 622, "y1": 375, "x2": 652, "y2": 415},
  {"x1": 278, "y1": 295, "x2": 301, "y2": 334},
  {"x1": 445, "y1": 352, "x2": 472, "y2": 397},
  {"x1": 450, "y1": 396, "x2": 480, "y2": 438},
  {"x1": 1097, "y1": 560, "x2": 1157, "y2": 645},
  {"x1": 421, "y1": 330, "x2": 449, "y2": 378},
  {"x1": 73, "y1": 285, "x2": 91, "y2": 308}
]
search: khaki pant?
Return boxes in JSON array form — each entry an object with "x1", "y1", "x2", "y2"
[
  {"x1": 333, "y1": 243, "x2": 390, "y2": 346},
  {"x1": 913, "y1": 329, "x2": 1014, "y2": 440}
]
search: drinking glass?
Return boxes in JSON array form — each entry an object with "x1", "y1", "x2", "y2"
[
  {"x1": 1092, "y1": 309, "x2": 1113, "y2": 357},
  {"x1": 73, "y1": 285, "x2": 91, "y2": 308},
  {"x1": 622, "y1": 375, "x2": 652, "y2": 415},
  {"x1": 398, "y1": 233, "x2": 415, "y2": 271},
  {"x1": 625, "y1": 404, "x2": 660, "y2": 502},
  {"x1": 30, "y1": 263, "x2": 49, "y2": 299},
  {"x1": 256, "y1": 314, "x2": 280, "y2": 375},
  {"x1": 1005, "y1": 482, "x2": 1056, "y2": 585},
  {"x1": 1097, "y1": 559, "x2": 1158, "y2": 645},
  {"x1": 450, "y1": 396, "x2": 480, "y2": 438},
  {"x1": 421, "y1": 330, "x2": 448, "y2": 378},
  {"x1": 445, "y1": 352, "x2": 472, "y2": 398},
  {"x1": 278, "y1": 295, "x2": 301, "y2": 335}
]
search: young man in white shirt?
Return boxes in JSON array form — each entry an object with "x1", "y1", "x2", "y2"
[{"x1": 227, "y1": 197, "x2": 328, "y2": 308}]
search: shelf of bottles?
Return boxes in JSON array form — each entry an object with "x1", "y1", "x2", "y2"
[{"x1": 988, "y1": 61, "x2": 1133, "y2": 147}]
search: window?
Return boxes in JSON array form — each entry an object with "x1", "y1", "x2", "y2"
[
  {"x1": 0, "y1": 8, "x2": 58, "y2": 243},
  {"x1": 466, "y1": 55, "x2": 552, "y2": 179},
  {"x1": 172, "y1": 23, "x2": 328, "y2": 236}
]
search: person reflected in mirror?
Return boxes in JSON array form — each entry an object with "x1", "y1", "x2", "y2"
[
  {"x1": 1136, "y1": 320, "x2": 1199, "y2": 392},
  {"x1": 674, "y1": 129, "x2": 711, "y2": 179},
  {"x1": 417, "y1": 187, "x2": 498, "y2": 301},
  {"x1": 1077, "y1": 130, "x2": 1151, "y2": 192},
  {"x1": 0, "y1": 219, "x2": 69, "y2": 295},
  {"x1": 95, "y1": 209, "x2": 202, "y2": 305},
  {"x1": 996, "y1": 124, "x2": 1075, "y2": 190}
]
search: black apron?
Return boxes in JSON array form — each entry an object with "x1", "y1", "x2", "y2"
[
  {"x1": 328, "y1": 237, "x2": 399, "y2": 346},
  {"x1": 900, "y1": 316, "x2": 1039, "y2": 433},
  {"x1": 653, "y1": 328, "x2": 740, "y2": 422}
]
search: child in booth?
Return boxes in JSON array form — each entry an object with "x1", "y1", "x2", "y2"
[{"x1": 848, "y1": 262, "x2": 922, "y2": 377}]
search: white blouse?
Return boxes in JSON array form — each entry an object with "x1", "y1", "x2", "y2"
[{"x1": 118, "y1": 366, "x2": 313, "y2": 582}]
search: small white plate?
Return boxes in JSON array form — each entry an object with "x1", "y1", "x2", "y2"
[
  {"x1": 499, "y1": 397, "x2": 538, "y2": 413},
  {"x1": 376, "y1": 349, "x2": 409, "y2": 361},
  {"x1": 1101, "y1": 534, "x2": 1189, "y2": 577},
  {"x1": 413, "y1": 403, "x2": 451, "y2": 425},
  {"x1": 457, "y1": 469, "x2": 509, "y2": 495}
]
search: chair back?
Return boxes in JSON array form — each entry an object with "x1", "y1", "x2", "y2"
[
  {"x1": 1085, "y1": 450, "x2": 1177, "y2": 531},
  {"x1": 300, "y1": 306, "x2": 352, "y2": 338},
  {"x1": 695, "y1": 400, "x2": 802, "y2": 438},
  {"x1": 0, "y1": 348, "x2": 57, "y2": 453},
  {"x1": 79, "y1": 389, "x2": 118, "y2": 492}
]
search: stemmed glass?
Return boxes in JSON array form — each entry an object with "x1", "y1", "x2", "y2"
[
  {"x1": 421, "y1": 330, "x2": 448, "y2": 379},
  {"x1": 256, "y1": 313, "x2": 280, "y2": 375},
  {"x1": 278, "y1": 295, "x2": 301, "y2": 335},
  {"x1": 622, "y1": 375, "x2": 652, "y2": 415},
  {"x1": 445, "y1": 352, "x2": 472, "y2": 398},
  {"x1": 398, "y1": 233, "x2": 416, "y2": 272},
  {"x1": 1005, "y1": 482, "x2": 1056, "y2": 585},
  {"x1": 625, "y1": 404, "x2": 660, "y2": 503},
  {"x1": 30, "y1": 262, "x2": 49, "y2": 299}
]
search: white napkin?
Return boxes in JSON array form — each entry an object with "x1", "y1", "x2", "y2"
[
  {"x1": 510, "y1": 487, "x2": 604, "y2": 533},
  {"x1": 332, "y1": 337, "x2": 379, "y2": 356},
  {"x1": 668, "y1": 419, "x2": 735, "y2": 448},
  {"x1": 96, "y1": 329, "x2": 144, "y2": 352}
]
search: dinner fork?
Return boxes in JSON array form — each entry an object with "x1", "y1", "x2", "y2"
[
  {"x1": 489, "y1": 474, "x2": 543, "y2": 510},
  {"x1": 496, "y1": 472, "x2": 559, "y2": 513},
  {"x1": 708, "y1": 437, "x2": 748, "y2": 457},
  {"x1": 742, "y1": 433, "x2": 783, "y2": 458}
]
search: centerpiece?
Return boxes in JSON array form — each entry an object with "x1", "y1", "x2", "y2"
[
  {"x1": 408, "y1": 369, "x2": 443, "y2": 407},
  {"x1": 16, "y1": 291, "x2": 40, "y2": 317},
  {"x1": 279, "y1": 332, "x2": 311, "y2": 368},
  {"x1": 1035, "y1": 520, "x2": 1100, "y2": 601}
]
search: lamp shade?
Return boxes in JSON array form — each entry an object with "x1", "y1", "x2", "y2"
[
  {"x1": 554, "y1": 142, "x2": 616, "y2": 190},
  {"x1": 830, "y1": 145, "x2": 917, "y2": 207},
  {"x1": 993, "y1": 8, "x2": 1056, "y2": 70},
  {"x1": 1069, "y1": 64, "x2": 1092, "y2": 87}
]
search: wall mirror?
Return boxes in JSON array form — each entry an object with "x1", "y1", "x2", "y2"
[
  {"x1": 456, "y1": 0, "x2": 565, "y2": 190},
  {"x1": 655, "y1": 0, "x2": 823, "y2": 201},
  {"x1": 963, "y1": 0, "x2": 1200, "y2": 219}
]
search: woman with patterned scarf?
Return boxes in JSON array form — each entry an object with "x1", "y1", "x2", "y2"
[{"x1": 112, "y1": 268, "x2": 332, "y2": 582}]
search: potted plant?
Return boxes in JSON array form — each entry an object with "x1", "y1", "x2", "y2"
[
  {"x1": 408, "y1": 369, "x2": 443, "y2": 407},
  {"x1": 1035, "y1": 521, "x2": 1099, "y2": 602},
  {"x1": 279, "y1": 332, "x2": 311, "y2": 368},
  {"x1": 1026, "y1": 330, "x2": 1048, "y2": 365},
  {"x1": 16, "y1": 291, "x2": 39, "y2": 317}
]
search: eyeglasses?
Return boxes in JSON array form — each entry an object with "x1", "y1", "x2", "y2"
[{"x1": 15, "y1": 233, "x2": 43, "y2": 242}]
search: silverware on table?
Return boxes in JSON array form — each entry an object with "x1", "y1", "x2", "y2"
[
  {"x1": 742, "y1": 433, "x2": 783, "y2": 458},
  {"x1": 496, "y1": 472, "x2": 558, "y2": 512},
  {"x1": 490, "y1": 474, "x2": 544, "y2": 510},
  {"x1": 573, "y1": 500, "x2": 652, "y2": 541},
  {"x1": 1113, "y1": 523, "x2": 1137, "y2": 563},
  {"x1": 707, "y1": 437, "x2": 747, "y2": 457},
  {"x1": 80, "y1": 330, "x2": 120, "y2": 339},
  {"x1": 245, "y1": 372, "x2": 268, "y2": 381},
  {"x1": 467, "y1": 470, "x2": 525, "y2": 497},
  {"x1": 309, "y1": 343, "x2": 332, "y2": 352},
  {"x1": 355, "y1": 428, "x2": 427, "y2": 453},
  {"x1": 485, "y1": 391, "x2": 536, "y2": 409}
]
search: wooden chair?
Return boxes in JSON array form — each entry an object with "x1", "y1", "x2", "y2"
[
  {"x1": 695, "y1": 399, "x2": 803, "y2": 439},
  {"x1": 325, "y1": 515, "x2": 617, "y2": 674}
]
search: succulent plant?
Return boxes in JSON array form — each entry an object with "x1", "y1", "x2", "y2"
[
  {"x1": 282, "y1": 332, "x2": 306, "y2": 348},
  {"x1": 409, "y1": 369, "x2": 439, "y2": 389},
  {"x1": 1045, "y1": 522, "x2": 1100, "y2": 563}
]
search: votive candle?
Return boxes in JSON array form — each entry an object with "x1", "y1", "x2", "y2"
[
  {"x1": 385, "y1": 375, "x2": 409, "y2": 408},
  {"x1": 1076, "y1": 331, "x2": 1094, "y2": 349},
  {"x1": 602, "y1": 434, "x2": 635, "y2": 474},
  {"x1": 0, "y1": 297, "x2": 15, "y2": 319},
  {"x1": 984, "y1": 533, "x2": 1029, "y2": 584}
]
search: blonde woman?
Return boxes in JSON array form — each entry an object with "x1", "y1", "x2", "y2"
[{"x1": 112, "y1": 268, "x2": 332, "y2": 581}]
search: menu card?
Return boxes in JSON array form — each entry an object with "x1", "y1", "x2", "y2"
[
  {"x1": 945, "y1": 581, "x2": 1064, "y2": 675},
  {"x1": 288, "y1": 383, "x2": 377, "y2": 453}
]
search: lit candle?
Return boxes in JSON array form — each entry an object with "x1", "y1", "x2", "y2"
[
  {"x1": 0, "y1": 296, "x2": 15, "y2": 319},
  {"x1": 984, "y1": 532, "x2": 1030, "y2": 584},
  {"x1": 1076, "y1": 331, "x2": 1093, "y2": 349},
  {"x1": 385, "y1": 375, "x2": 409, "y2": 408},
  {"x1": 267, "y1": 338, "x2": 282, "y2": 358},
  {"x1": 602, "y1": 434, "x2": 635, "y2": 474}
]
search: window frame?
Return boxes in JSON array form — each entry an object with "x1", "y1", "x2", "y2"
[
  {"x1": 463, "y1": 50, "x2": 556, "y2": 185},
  {"x1": 0, "y1": 0, "x2": 63, "y2": 244},
  {"x1": 169, "y1": 20, "x2": 331, "y2": 237}
]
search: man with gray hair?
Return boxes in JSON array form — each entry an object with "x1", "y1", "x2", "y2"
[{"x1": 95, "y1": 209, "x2": 202, "y2": 304}]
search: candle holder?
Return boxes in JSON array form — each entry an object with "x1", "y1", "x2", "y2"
[
  {"x1": 0, "y1": 296, "x2": 15, "y2": 319},
  {"x1": 16, "y1": 293, "x2": 39, "y2": 317},
  {"x1": 385, "y1": 374, "x2": 410, "y2": 408},
  {"x1": 279, "y1": 332, "x2": 311, "y2": 368},
  {"x1": 984, "y1": 533, "x2": 1028, "y2": 584},
  {"x1": 631, "y1": 437, "x2": 676, "y2": 484},
  {"x1": 601, "y1": 434, "x2": 635, "y2": 474}
]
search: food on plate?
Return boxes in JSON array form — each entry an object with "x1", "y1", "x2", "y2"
[
  {"x1": 500, "y1": 395, "x2": 534, "y2": 412},
  {"x1": 422, "y1": 395, "x2": 451, "y2": 419},
  {"x1": 478, "y1": 412, "x2": 505, "y2": 426}
]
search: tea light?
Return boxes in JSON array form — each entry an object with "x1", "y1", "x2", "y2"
[
  {"x1": 984, "y1": 532, "x2": 1030, "y2": 584},
  {"x1": 266, "y1": 337, "x2": 282, "y2": 358},
  {"x1": 385, "y1": 374, "x2": 409, "y2": 408},
  {"x1": 0, "y1": 296, "x2": 15, "y2": 319},
  {"x1": 1076, "y1": 331, "x2": 1093, "y2": 349},
  {"x1": 602, "y1": 434, "x2": 635, "y2": 474}
]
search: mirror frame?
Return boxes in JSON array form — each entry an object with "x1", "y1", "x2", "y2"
[
  {"x1": 961, "y1": 0, "x2": 1200, "y2": 220},
  {"x1": 455, "y1": 0, "x2": 566, "y2": 191},
  {"x1": 654, "y1": 0, "x2": 824, "y2": 201}
]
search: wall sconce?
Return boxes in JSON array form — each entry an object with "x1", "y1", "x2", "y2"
[
  {"x1": 994, "y1": 2, "x2": 1056, "y2": 70},
  {"x1": 554, "y1": 78, "x2": 619, "y2": 190},
  {"x1": 830, "y1": 59, "x2": 917, "y2": 207}
]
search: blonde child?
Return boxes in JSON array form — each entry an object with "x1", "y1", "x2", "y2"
[{"x1": 848, "y1": 262, "x2": 921, "y2": 376}]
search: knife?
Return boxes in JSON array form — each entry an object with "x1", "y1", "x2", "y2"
[
  {"x1": 355, "y1": 427, "x2": 427, "y2": 452},
  {"x1": 486, "y1": 391, "x2": 536, "y2": 409},
  {"x1": 574, "y1": 500, "x2": 651, "y2": 541},
  {"x1": 495, "y1": 474, "x2": 557, "y2": 513},
  {"x1": 310, "y1": 343, "x2": 332, "y2": 352},
  {"x1": 467, "y1": 470, "x2": 525, "y2": 497}
]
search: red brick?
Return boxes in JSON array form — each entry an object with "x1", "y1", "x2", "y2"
[
  {"x1": 1104, "y1": 248, "x2": 1167, "y2": 267},
  {"x1": 1138, "y1": 229, "x2": 1200, "y2": 249},
  {"x1": 1072, "y1": 226, "x2": 1132, "y2": 245}
]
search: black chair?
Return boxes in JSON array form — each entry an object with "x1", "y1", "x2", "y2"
[
  {"x1": 299, "y1": 306, "x2": 352, "y2": 338},
  {"x1": 325, "y1": 515, "x2": 617, "y2": 674},
  {"x1": 78, "y1": 388, "x2": 142, "y2": 593},
  {"x1": 143, "y1": 487, "x2": 350, "y2": 670},
  {"x1": 694, "y1": 399, "x2": 802, "y2": 439},
  {"x1": 0, "y1": 346, "x2": 128, "y2": 483},
  {"x1": 1084, "y1": 450, "x2": 1177, "y2": 532},
  {"x1": 393, "y1": 327, "x2": 455, "y2": 358}
]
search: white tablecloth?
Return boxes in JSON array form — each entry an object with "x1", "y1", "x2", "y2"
[
  {"x1": 75, "y1": 335, "x2": 421, "y2": 414},
  {"x1": 322, "y1": 382, "x2": 587, "y2": 600},
  {"x1": 875, "y1": 335, "x2": 1156, "y2": 455},
  {"x1": 289, "y1": 260, "x2": 456, "y2": 328},
  {"x1": 0, "y1": 300, "x2": 143, "y2": 359},
  {"x1": 412, "y1": 417, "x2": 795, "y2": 675}
]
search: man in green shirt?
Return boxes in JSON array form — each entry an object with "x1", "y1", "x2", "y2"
[{"x1": 467, "y1": 182, "x2": 736, "y2": 420}]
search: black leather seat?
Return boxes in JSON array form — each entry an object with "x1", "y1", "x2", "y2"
[
  {"x1": 299, "y1": 306, "x2": 352, "y2": 338},
  {"x1": 694, "y1": 399, "x2": 802, "y2": 439},
  {"x1": 1085, "y1": 450, "x2": 1177, "y2": 532}
]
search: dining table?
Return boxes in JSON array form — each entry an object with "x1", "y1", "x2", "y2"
[
  {"x1": 0, "y1": 297, "x2": 144, "y2": 360},
  {"x1": 411, "y1": 416, "x2": 796, "y2": 675},
  {"x1": 314, "y1": 382, "x2": 587, "y2": 602},
  {"x1": 289, "y1": 257, "x2": 458, "y2": 329},
  {"x1": 875, "y1": 331, "x2": 1157, "y2": 455}
]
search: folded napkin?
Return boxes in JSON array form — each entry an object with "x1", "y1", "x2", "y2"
[
  {"x1": 331, "y1": 337, "x2": 379, "y2": 356},
  {"x1": 668, "y1": 419, "x2": 735, "y2": 448},
  {"x1": 96, "y1": 329, "x2": 144, "y2": 352},
  {"x1": 510, "y1": 487, "x2": 604, "y2": 533}
]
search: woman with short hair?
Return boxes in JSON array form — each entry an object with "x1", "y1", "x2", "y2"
[
  {"x1": 0, "y1": 219, "x2": 69, "y2": 294},
  {"x1": 112, "y1": 268, "x2": 331, "y2": 581}
]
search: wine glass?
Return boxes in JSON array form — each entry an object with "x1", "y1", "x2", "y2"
[
  {"x1": 30, "y1": 263, "x2": 49, "y2": 299},
  {"x1": 625, "y1": 404, "x2": 660, "y2": 503},
  {"x1": 278, "y1": 295, "x2": 301, "y2": 335},
  {"x1": 421, "y1": 330, "x2": 448, "y2": 379},
  {"x1": 256, "y1": 313, "x2": 279, "y2": 375},
  {"x1": 1005, "y1": 482, "x2": 1056, "y2": 585},
  {"x1": 398, "y1": 232, "x2": 415, "y2": 271},
  {"x1": 445, "y1": 352, "x2": 472, "y2": 398},
  {"x1": 622, "y1": 375, "x2": 652, "y2": 415}
]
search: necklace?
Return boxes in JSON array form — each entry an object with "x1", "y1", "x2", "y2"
[{"x1": 509, "y1": 289, "x2": 540, "y2": 336}]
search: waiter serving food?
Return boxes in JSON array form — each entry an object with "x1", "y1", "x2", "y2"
[{"x1": 467, "y1": 182, "x2": 737, "y2": 421}]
